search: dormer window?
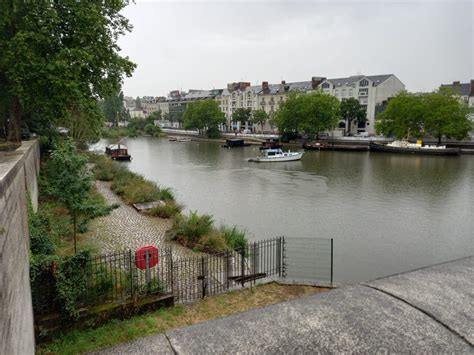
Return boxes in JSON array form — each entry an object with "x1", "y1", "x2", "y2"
[
  {"x1": 322, "y1": 83, "x2": 330, "y2": 89},
  {"x1": 359, "y1": 79, "x2": 369, "y2": 87}
]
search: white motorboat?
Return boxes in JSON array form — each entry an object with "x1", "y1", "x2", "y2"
[
  {"x1": 248, "y1": 148, "x2": 304, "y2": 162},
  {"x1": 177, "y1": 137, "x2": 192, "y2": 142}
]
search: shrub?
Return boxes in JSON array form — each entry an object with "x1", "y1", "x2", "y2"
[
  {"x1": 221, "y1": 226, "x2": 247, "y2": 252},
  {"x1": 199, "y1": 232, "x2": 227, "y2": 253},
  {"x1": 28, "y1": 197, "x2": 55, "y2": 255},
  {"x1": 149, "y1": 202, "x2": 183, "y2": 219},
  {"x1": 169, "y1": 211, "x2": 214, "y2": 244},
  {"x1": 159, "y1": 187, "x2": 175, "y2": 201}
]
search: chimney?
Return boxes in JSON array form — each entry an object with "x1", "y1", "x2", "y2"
[
  {"x1": 311, "y1": 76, "x2": 325, "y2": 89},
  {"x1": 239, "y1": 82, "x2": 250, "y2": 91},
  {"x1": 470, "y1": 79, "x2": 474, "y2": 96},
  {"x1": 262, "y1": 81, "x2": 269, "y2": 91},
  {"x1": 281, "y1": 80, "x2": 286, "y2": 85}
]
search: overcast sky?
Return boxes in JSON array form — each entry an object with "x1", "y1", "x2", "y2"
[{"x1": 118, "y1": 0, "x2": 473, "y2": 97}]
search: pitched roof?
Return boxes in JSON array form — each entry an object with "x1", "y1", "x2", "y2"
[
  {"x1": 440, "y1": 83, "x2": 471, "y2": 96},
  {"x1": 325, "y1": 74, "x2": 393, "y2": 87}
]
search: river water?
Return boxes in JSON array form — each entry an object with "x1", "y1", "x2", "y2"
[{"x1": 95, "y1": 137, "x2": 473, "y2": 283}]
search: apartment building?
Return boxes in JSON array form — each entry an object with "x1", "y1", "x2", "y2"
[{"x1": 320, "y1": 74, "x2": 405, "y2": 134}]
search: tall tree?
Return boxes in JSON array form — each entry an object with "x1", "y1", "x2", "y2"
[
  {"x1": 232, "y1": 108, "x2": 252, "y2": 124},
  {"x1": 251, "y1": 110, "x2": 269, "y2": 133},
  {"x1": 376, "y1": 89, "x2": 471, "y2": 143},
  {"x1": 340, "y1": 98, "x2": 366, "y2": 135},
  {"x1": 47, "y1": 141, "x2": 93, "y2": 254},
  {"x1": 0, "y1": 1, "x2": 135, "y2": 142},
  {"x1": 183, "y1": 99, "x2": 225, "y2": 136},
  {"x1": 376, "y1": 91, "x2": 426, "y2": 139},
  {"x1": 135, "y1": 97, "x2": 142, "y2": 110},
  {"x1": 101, "y1": 91, "x2": 126, "y2": 127},
  {"x1": 423, "y1": 88, "x2": 471, "y2": 144},
  {"x1": 273, "y1": 91, "x2": 340, "y2": 139}
]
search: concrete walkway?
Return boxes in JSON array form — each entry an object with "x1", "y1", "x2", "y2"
[{"x1": 93, "y1": 256, "x2": 474, "y2": 354}]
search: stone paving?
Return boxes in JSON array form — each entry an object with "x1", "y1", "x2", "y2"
[{"x1": 87, "y1": 180, "x2": 193, "y2": 258}]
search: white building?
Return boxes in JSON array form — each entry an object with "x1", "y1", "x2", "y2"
[{"x1": 320, "y1": 74, "x2": 405, "y2": 134}]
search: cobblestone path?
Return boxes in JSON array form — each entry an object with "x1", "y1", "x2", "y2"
[{"x1": 87, "y1": 180, "x2": 193, "y2": 258}]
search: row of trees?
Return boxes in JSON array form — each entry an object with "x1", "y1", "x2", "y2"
[
  {"x1": 376, "y1": 88, "x2": 471, "y2": 143},
  {"x1": 0, "y1": 1, "x2": 135, "y2": 143},
  {"x1": 180, "y1": 93, "x2": 367, "y2": 139}
]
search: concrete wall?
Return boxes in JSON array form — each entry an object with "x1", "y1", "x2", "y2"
[{"x1": 0, "y1": 140, "x2": 39, "y2": 355}]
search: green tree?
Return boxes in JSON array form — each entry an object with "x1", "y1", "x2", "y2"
[
  {"x1": 251, "y1": 110, "x2": 269, "y2": 132},
  {"x1": 0, "y1": 1, "x2": 135, "y2": 142},
  {"x1": 376, "y1": 89, "x2": 471, "y2": 143},
  {"x1": 183, "y1": 99, "x2": 225, "y2": 136},
  {"x1": 135, "y1": 97, "x2": 142, "y2": 110},
  {"x1": 232, "y1": 108, "x2": 252, "y2": 124},
  {"x1": 424, "y1": 88, "x2": 471, "y2": 144},
  {"x1": 100, "y1": 91, "x2": 127, "y2": 127},
  {"x1": 273, "y1": 91, "x2": 340, "y2": 139},
  {"x1": 340, "y1": 98, "x2": 366, "y2": 135},
  {"x1": 376, "y1": 91, "x2": 426, "y2": 139},
  {"x1": 144, "y1": 123, "x2": 162, "y2": 137},
  {"x1": 47, "y1": 141, "x2": 93, "y2": 253}
]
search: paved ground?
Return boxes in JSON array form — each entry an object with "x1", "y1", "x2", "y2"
[
  {"x1": 87, "y1": 181, "x2": 192, "y2": 258},
  {"x1": 94, "y1": 256, "x2": 474, "y2": 354}
]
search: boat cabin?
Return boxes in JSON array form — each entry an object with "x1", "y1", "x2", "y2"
[
  {"x1": 263, "y1": 148, "x2": 284, "y2": 156},
  {"x1": 105, "y1": 144, "x2": 131, "y2": 161},
  {"x1": 222, "y1": 139, "x2": 250, "y2": 148}
]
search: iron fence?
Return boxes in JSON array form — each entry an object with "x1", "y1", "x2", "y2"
[
  {"x1": 32, "y1": 238, "x2": 287, "y2": 315},
  {"x1": 32, "y1": 237, "x2": 334, "y2": 317}
]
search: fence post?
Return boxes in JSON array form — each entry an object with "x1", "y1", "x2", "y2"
[
  {"x1": 201, "y1": 256, "x2": 207, "y2": 299},
  {"x1": 282, "y1": 236, "x2": 287, "y2": 278},
  {"x1": 169, "y1": 248, "x2": 174, "y2": 296},
  {"x1": 226, "y1": 250, "x2": 230, "y2": 290},
  {"x1": 277, "y1": 237, "x2": 282, "y2": 278},
  {"x1": 330, "y1": 238, "x2": 334, "y2": 285},
  {"x1": 129, "y1": 249, "x2": 134, "y2": 299},
  {"x1": 241, "y1": 246, "x2": 245, "y2": 288}
]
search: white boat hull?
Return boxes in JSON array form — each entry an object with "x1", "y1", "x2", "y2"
[{"x1": 250, "y1": 152, "x2": 304, "y2": 162}]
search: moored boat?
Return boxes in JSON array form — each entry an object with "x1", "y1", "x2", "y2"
[
  {"x1": 168, "y1": 136, "x2": 177, "y2": 141},
  {"x1": 303, "y1": 142, "x2": 369, "y2": 151},
  {"x1": 248, "y1": 148, "x2": 304, "y2": 162},
  {"x1": 259, "y1": 138, "x2": 282, "y2": 151},
  {"x1": 105, "y1": 143, "x2": 131, "y2": 161},
  {"x1": 177, "y1": 137, "x2": 192, "y2": 142},
  {"x1": 370, "y1": 141, "x2": 460, "y2": 156},
  {"x1": 222, "y1": 139, "x2": 251, "y2": 148}
]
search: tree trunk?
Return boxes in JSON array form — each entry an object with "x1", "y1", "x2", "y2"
[
  {"x1": 438, "y1": 134, "x2": 442, "y2": 145},
  {"x1": 7, "y1": 96, "x2": 21, "y2": 143}
]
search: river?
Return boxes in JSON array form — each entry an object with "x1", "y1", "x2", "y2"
[{"x1": 94, "y1": 137, "x2": 474, "y2": 283}]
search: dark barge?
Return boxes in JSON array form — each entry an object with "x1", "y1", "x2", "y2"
[
  {"x1": 222, "y1": 139, "x2": 251, "y2": 148},
  {"x1": 303, "y1": 142, "x2": 369, "y2": 151},
  {"x1": 369, "y1": 142, "x2": 460, "y2": 156}
]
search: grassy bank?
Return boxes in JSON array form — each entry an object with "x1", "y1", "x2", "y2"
[
  {"x1": 37, "y1": 282, "x2": 328, "y2": 354},
  {"x1": 91, "y1": 155, "x2": 248, "y2": 253}
]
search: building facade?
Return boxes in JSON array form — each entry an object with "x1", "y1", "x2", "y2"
[{"x1": 320, "y1": 74, "x2": 405, "y2": 134}]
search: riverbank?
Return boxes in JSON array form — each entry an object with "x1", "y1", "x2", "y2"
[{"x1": 36, "y1": 282, "x2": 329, "y2": 354}]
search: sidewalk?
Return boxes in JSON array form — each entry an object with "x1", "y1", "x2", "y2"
[{"x1": 93, "y1": 256, "x2": 473, "y2": 353}]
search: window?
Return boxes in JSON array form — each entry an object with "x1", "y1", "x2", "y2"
[
  {"x1": 322, "y1": 82, "x2": 330, "y2": 89},
  {"x1": 349, "y1": 89, "x2": 353, "y2": 96},
  {"x1": 359, "y1": 79, "x2": 369, "y2": 87},
  {"x1": 359, "y1": 89, "x2": 368, "y2": 96}
]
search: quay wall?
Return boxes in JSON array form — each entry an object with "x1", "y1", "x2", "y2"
[{"x1": 0, "y1": 140, "x2": 39, "y2": 355}]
